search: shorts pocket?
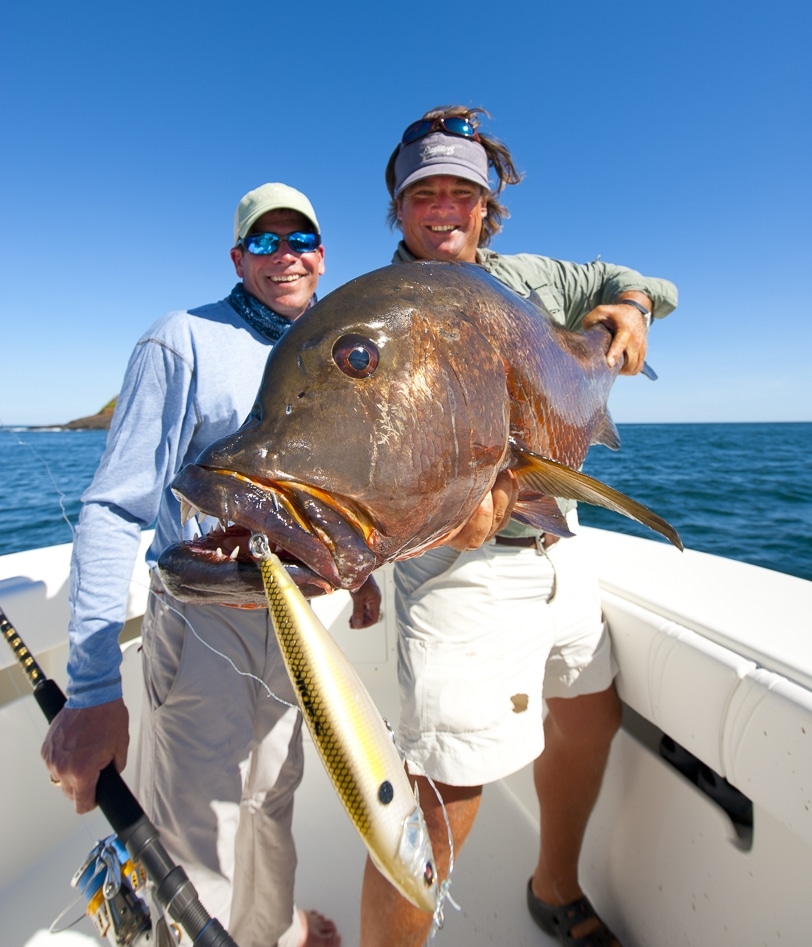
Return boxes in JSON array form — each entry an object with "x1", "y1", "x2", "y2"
[{"x1": 398, "y1": 628, "x2": 544, "y2": 737}]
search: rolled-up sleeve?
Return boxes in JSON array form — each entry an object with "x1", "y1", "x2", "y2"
[
  {"x1": 598, "y1": 265, "x2": 678, "y2": 321},
  {"x1": 479, "y1": 251, "x2": 678, "y2": 329}
]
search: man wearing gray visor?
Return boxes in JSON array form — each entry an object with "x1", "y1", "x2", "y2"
[{"x1": 359, "y1": 107, "x2": 678, "y2": 947}]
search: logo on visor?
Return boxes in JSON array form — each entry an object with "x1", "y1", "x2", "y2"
[{"x1": 420, "y1": 142, "x2": 457, "y2": 160}]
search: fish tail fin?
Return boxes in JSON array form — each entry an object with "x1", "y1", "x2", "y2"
[{"x1": 511, "y1": 446, "x2": 683, "y2": 550}]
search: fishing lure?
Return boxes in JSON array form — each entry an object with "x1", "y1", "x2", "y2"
[{"x1": 249, "y1": 533, "x2": 439, "y2": 915}]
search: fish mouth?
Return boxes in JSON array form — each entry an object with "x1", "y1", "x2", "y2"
[{"x1": 156, "y1": 464, "x2": 379, "y2": 606}]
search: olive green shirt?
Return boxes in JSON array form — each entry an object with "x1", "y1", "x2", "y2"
[{"x1": 393, "y1": 241, "x2": 678, "y2": 328}]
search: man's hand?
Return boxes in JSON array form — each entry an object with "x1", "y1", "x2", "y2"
[
  {"x1": 581, "y1": 292, "x2": 652, "y2": 375},
  {"x1": 349, "y1": 575, "x2": 382, "y2": 628},
  {"x1": 443, "y1": 469, "x2": 519, "y2": 551},
  {"x1": 41, "y1": 699, "x2": 129, "y2": 814}
]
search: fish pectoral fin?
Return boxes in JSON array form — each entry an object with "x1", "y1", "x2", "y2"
[
  {"x1": 512, "y1": 447, "x2": 683, "y2": 550},
  {"x1": 511, "y1": 495, "x2": 573, "y2": 537}
]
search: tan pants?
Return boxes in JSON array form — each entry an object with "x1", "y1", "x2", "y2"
[{"x1": 135, "y1": 575, "x2": 304, "y2": 947}]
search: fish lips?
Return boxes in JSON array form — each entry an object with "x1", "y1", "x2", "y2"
[
  {"x1": 156, "y1": 538, "x2": 332, "y2": 606},
  {"x1": 157, "y1": 463, "x2": 378, "y2": 605}
]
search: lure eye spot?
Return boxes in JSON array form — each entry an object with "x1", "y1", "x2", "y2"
[
  {"x1": 424, "y1": 861, "x2": 435, "y2": 886},
  {"x1": 377, "y1": 780, "x2": 394, "y2": 805}
]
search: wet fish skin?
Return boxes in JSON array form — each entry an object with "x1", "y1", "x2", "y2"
[
  {"x1": 253, "y1": 536, "x2": 438, "y2": 914},
  {"x1": 160, "y1": 261, "x2": 680, "y2": 602}
]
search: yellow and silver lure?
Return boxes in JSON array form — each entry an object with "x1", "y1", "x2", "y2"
[{"x1": 249, "y1": 533, "x2": 439, "y2": 915}]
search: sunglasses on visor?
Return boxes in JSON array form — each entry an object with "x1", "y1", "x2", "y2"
[
  {"x1": 400, "y1": 116, "x2": 480, "y2": 146},
  {"x1": 239, "y1": 231, "x2": 321, "y2": 255}
]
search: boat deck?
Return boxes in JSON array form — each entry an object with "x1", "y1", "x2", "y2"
[
  {"x1": 1, "y1": 574, "x2": 556, "y2": 947},
  {"x1": 4, "y1": 531, "x2": 812, "y2": 945},
  {"x1": 1, "y1": 730, "x2": 553, "y2": 947}
]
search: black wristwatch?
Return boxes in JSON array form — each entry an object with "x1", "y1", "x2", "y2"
[{"x1": 617, "y1": 298, "x2": 652, "y2": 329}]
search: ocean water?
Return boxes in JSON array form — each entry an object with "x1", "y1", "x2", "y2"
[
  {"x1": 0, "y1": 428, "x2": 111, "y2": 557},
  {"x1": 580, "y1": 422, "x2": 812, "y2": 581},
  {"x1": 1, "y1": 423, "x2": 810, "y2": 581}
]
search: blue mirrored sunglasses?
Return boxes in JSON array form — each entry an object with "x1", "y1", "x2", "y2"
[
  {"x1": 240, "y1": 231, "x2": 321, "y2": 255},
  {"x1": 401, "y1": 116, "x2": 479, "y2": 146}
]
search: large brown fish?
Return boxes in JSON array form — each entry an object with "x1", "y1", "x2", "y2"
[{"x1": 158, "y1": 261, "x2": 680, "y2": 605}]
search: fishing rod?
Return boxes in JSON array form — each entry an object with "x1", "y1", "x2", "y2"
[{"x1": 0, "y1": 604, "x2": 239, "y2": 947}]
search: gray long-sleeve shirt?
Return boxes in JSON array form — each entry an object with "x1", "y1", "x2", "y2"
[{"x1": 66, "y1": 297, "x2": 273, "y2": 707}]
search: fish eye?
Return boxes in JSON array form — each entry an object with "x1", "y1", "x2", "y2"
[{"x1": 332, "y1": 335, "x2": 379, "y2": 379}]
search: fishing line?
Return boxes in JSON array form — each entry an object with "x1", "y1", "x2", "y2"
[
  {"x1": 154, "y1": 590, "x2": 298, "y2": 710},
  {"x1": 4, "y1": 421, "x2": 456, "y2": 916},
  {"x1": 0, "y1": 420, "x2": 405, "y2": 744},
  {"x1": 420, "y1": 773, "x2": 460, "y2": 935},
  {"x1": 4, "y1": 435, "x2": 460, "y2": 935},
  {"x1": 156, "y1": 511, "x2": 299, "y2": 707},
  {"x1": 389, "y1": 721, "x2": 459, "y2": 929},
  {"x1": 0, "y1": 423, "x2": 77, "y2": 540},
  {"x1": 0, "y1": 419, "x2": 416, "y2": 781},
  {"x1": 0, "y1": 415, "x2": 289, "y2": 706},
  {"x1": 0, "y1": 414, "x2": 361, "y2": 716}
]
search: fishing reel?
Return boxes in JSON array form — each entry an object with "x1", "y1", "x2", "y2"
[
  {"x1": 58, "y1": 833, "x2": 180, "y2": 946},
  {"x1": 1, "y1": 606, "x2": 236, "y2": 947}
]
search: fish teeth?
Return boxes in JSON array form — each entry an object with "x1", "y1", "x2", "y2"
[
  {"x1": 180, "y1": 499, "x2": 199, "y2": 527},
  {"x1": 229, "y1": 546, "x2": 240, "y2": 560}
]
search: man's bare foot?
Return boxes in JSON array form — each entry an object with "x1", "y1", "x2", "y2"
[{"x1": 298, "y1": 909, "x2": 341, "y2": 947}]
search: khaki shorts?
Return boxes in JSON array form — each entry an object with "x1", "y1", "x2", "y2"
[{"x1": 394, "y1": 515, "x2": 616, "y2": 786}]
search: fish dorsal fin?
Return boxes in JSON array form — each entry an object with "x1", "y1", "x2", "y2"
[
  {"x1": 510, "y1": 441, "x2": 683, "y2": 550},
  {"x1": 593, "y1": 411, "x2": 621, "y2": 451}
]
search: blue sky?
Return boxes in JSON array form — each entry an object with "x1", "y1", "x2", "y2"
[{"x1": 1, "y1": 1, "x2": 810, "y2": 426}]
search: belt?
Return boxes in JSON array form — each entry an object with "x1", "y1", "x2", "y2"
[{"x1": 493, "y1": 533, "x2": 560, "y2": 549}]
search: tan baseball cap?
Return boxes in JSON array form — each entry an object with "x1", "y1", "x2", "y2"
[{"x1": 233, "y1": 183, "x2": 320, "y2": 246}]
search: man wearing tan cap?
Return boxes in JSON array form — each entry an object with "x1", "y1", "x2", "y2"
[
  {"x1": 42, "y1": 183, "x2": 379, "y2": 947},
  {"x1": 359, "y1": 108, "x2": 678, "y2": 947}
]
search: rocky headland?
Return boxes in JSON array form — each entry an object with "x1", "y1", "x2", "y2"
[{"x1": 32, "y1": 398, "x2": 117, "y2": 430}]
